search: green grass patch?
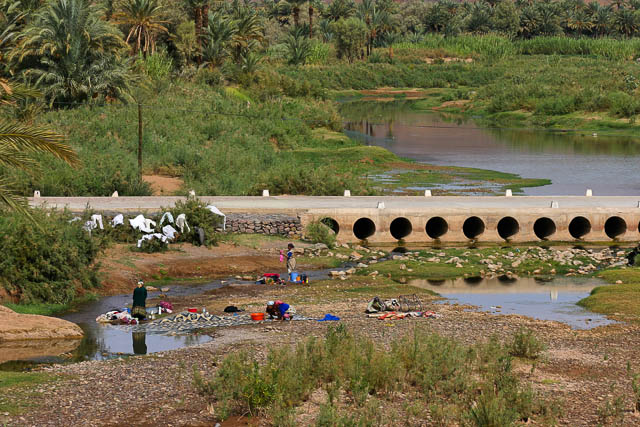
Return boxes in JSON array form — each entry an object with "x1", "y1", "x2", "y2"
[
  {"x1": 578, "y1": 268, "x2": 640, "y2": 321},
  {"x1": 4, "y1": 293, "x2": 99, "y2": 316},
  {"x1": 0, "y1": 371, "x2": 56, "y2": 415}
]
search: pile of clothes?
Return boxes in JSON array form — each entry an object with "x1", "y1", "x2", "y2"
[
  {"x1": 96, "y1": 309, "x2": 138, "y2": 325},
  {"x1": 367, "y1": 311, "x2": 441, "y2": 321}
]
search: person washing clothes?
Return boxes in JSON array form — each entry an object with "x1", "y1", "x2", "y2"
[
  {"x1": 132, "y1": 280, "x2": 147, "y2": 320},
  {"x1": 266, "y1": 300, "x2": 296, "y2": 320},
  {"x1": 285, "y1": 243, "x2": 296, "y2": 280}
]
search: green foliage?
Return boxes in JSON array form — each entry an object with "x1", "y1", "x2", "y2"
[
  {"x1": 304, "y1": 220, "x2": 337, "y2": 248},
  {"x1": 134, "y1": 235, "x2": 168, "y2": 253},
  {"x1": 508, "y1": 328, "x2": 546, "y2": 359},
  {"x1": 138, "y1": 50, "x2": 173, "y2": 81},
  {"x1": 168, "y1": 197, "x2": 222, "y2": 247},
  {"x1": 330, "y1": 17, "x2": 367, "y2": 62},
  {"x1": 285, "y1": 28, "x2": 312, "y2": 65},
  {"x1": 10, "y1": 0, "x2": 131, "y2": 105},
  {"x1": 0, "y1": 208, "x2": 103, "y2": 304},
  {"x1": 195, "y1": 326, "x2": 554, "y2": 424}
]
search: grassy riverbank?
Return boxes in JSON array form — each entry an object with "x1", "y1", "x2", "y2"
[{"x1": 578, "y1": 268, "x2": 640, "y2": 322}]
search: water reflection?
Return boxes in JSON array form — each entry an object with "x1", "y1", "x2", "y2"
[
  {"x1": 340, "y1": 99, "x2": 640, "y2": 196},
  {"x1": 410, "y1": 276, "x2": 613, "y2": 329},
  {"x1": 132, "y1": 332, "x2": 147, "y2": 355}
]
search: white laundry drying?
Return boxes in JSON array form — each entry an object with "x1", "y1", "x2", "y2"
[
  {"x1": 205, "y1": 205, "x2": 226, "y2": 231},
  {"x1": 129, "y1": 214, "x2": 156, "y2": 233},
  {"x1": 176, "y1": 214, "x2": 190, "y2": 233},
  {"x1": 137, "y1": 233, "x2": 168, "y2": 248},
  {"x1": 162, "y1": 225, "x2": 178, "y2": 240},
  {"x1": 111, "y1": 214, "x2": 124, "y2": 227},
  {"x1": 160, "y1": 212, "x2": 174, "y2": 225},
  {"x1": 90, "y1": 214, "x2": 104, "y2": 230}
]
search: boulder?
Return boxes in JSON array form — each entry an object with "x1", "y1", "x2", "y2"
[{"x1": 0, "y1": 306, "x2": 83, "y2": 342}]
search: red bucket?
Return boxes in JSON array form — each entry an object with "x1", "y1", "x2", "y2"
[
  {"x1": 250, "y1": 312, "x2": 265, "y2": 321},
  {"x1": 187, "y1": 308, "x2": 198, "y2": 313}
]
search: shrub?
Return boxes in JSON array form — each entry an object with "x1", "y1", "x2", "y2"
[
  {"x1": 304, "y1": 220, "x2": 337, "y2": 248},
  {"x1": 0, "y1": 208, "x2": 104, "y2": 304},
  {"x1": 135, "y1": 236, "x2": 168, "y2": 253},
  {"x1": 508, "y1": 328, "x2": 546, "y2": 359},
  {"x1": 609, "y1": 91, "x2": 640, "y2": 118},
  {"x1": 195, "y1": 326, "x2": 554, "y2": 424},
  {"x1": 169, "y1": 198, "x2": 223, "y2": 247},
  {"x1": 195, "y1": 68, "x2": 224, "y2": 87}
]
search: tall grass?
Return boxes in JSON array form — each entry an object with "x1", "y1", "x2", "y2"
[
  {"x1": 7, "y1": 82, "x2": 384, "y2": 196},
  {"x1": 394, "y1": 34, "x2": 640, "y2": 61},
  {"x1": 195, "y1": 325, "x2": 555, "y2": 424}
]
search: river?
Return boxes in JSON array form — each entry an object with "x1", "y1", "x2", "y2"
[{"x1": 341, "y1": 100, "x2": 640, "y2": 196}]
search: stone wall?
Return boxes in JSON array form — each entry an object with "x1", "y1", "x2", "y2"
[{"x1": 223, "y1": 213, "x2": 303, "y2": 236}]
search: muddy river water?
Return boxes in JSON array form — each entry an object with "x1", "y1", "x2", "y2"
[{"x1": 341, "y1": 100, "x2": 640, "y2": 195}]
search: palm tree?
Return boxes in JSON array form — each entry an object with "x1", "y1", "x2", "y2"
[
  {"x1": 0, "y1": 78, "x2": 77, "y2": 213},
  {"x1": 114, "y1": 0, "x2": 168, "y2": 57},
  {"x1": 289, "y1": 0, "x2": 306, "y2": 27},
  {"x1": 230, "y1": 6, "x2": 263, "y2": 63},
  {"x1": 465, "y1": 1, "x2": 493, "y2": 34},
  {"x1": 186, "y1": 0, "x2": 209, "y2": 61},
  {"x1": 324, "y1": 0, "x2": 354, "y2": 22},
  {"x1": 591, "y1": 4, "x2": 612, "y2": 36},
  {"x1": 614, "y1": 8, "x2": 639, "y2": 36},
  {"x1": 285, "y1": 26, "x2": 311, "y2": 64},
  {"x1": 566, "y1": 9, "x2": 594, "y2": 34},
  {"x1": 201, "y1": 11, "x2": 236, "y2": 69},
  {"x1": 10, "y1": 0, "x2": 131, "y2": 105}
]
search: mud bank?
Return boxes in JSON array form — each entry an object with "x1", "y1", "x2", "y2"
[{"x1": 0, "y1": 306, "x2": 82, "y2": 343}]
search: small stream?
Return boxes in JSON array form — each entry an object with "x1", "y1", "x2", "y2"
[{"x1": 0, "y1": 263, "x2": 614, "y2": 369}]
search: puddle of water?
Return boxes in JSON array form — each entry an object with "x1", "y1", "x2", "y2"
[{"x1": 409, "y1": 276, "x2": 613, "y2": 329}]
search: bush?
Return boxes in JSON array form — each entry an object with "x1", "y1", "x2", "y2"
[
  {"x1": 508, "y1": 328, "x2": 546, "y2": 359},
  {"x1": 195, "y1": 326, "x2": 554, "y2": 424},
  {"x1": 609, "y1": 91, "x2": 640, "y2": 118},
  {"x1": 169, "y1": 198, "x2": 223, "y2": 247},
  {"x1": 135, "y1": 236, "x2": 169, "y2": 253},
  {"x1": 195, "y1": 68, "x2": 224, "y2": 87},
  {"x1": 304, "y1": 220, "x2": 337, "y2": 248},
  {"x1": 0, "y1": 208, "x2": 104, "y2": 304}
]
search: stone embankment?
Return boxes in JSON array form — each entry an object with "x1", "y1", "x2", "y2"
[
  {"x1": 299, "y1": 245, "x2": 630, "y2": 280},
  {"x1": 0, "y1": 306, "x2": 83, "y2": 341},
  {"x1": 223, "y1": 213, "x2": 302, "y2": 237}
]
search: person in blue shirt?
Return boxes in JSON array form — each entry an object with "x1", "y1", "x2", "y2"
[{"x1": 266, "y1": 300, "x2": 295, "y2": 320}]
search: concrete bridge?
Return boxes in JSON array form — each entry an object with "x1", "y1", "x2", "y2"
[{"x1": 29, "y1": 195, "x2": 640, "y2": 243}]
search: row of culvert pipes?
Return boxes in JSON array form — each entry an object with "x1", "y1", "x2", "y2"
[{"x1": 317, "y1": 215, "x2": 633, "y2": 242}]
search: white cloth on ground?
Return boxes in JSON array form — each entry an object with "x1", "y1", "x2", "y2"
[
  {"x1": 160, "y1": 212, "x2": 174, "y2": 225},
  {"x1": 205, "y1": 205, "x2": 226, "y2": 230},
  {"x1": 129, "y1": 214, "x2": 156, "y2": 233},
  {"x1": 111, "y1": 214, "x2": 124, "y2": 227},
  {"x1": 162, "y1": 225, "x2": 178, "y2": 240},
  {"x1": 137, "y1": 233, "x2": 168, "y2": 248},
  {"x1": 176, "y1": 214, "x2": 190, "y2": 233}
]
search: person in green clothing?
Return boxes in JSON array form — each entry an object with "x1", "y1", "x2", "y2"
[{"x1": 132, "y1": 280, "x2": 147, "y2": 320}]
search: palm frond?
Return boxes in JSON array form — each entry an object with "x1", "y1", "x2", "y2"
[{"x1": 0, "y1": 120, "x2": 79, "y2": 166}]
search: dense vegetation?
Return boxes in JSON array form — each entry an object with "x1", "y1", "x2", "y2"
[
  {"x1": 3, "y1": 0, "x2": 640, "y2": 198},
  {"x1": 0, "y1": 208, "x2": 103, "y2": 304}
]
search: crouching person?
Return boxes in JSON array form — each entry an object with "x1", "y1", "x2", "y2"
[{"x1": 266, "y1": 300, "x2": 296, "y2": 321}]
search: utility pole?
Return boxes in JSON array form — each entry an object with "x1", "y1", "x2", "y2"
[{"x1": 137, "y1": 101, "x2": 143, "y2": 180}]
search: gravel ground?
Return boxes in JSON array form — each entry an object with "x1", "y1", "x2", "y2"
[{"x1": 5, "y1": 293, "x2": 640, "y2": 426}]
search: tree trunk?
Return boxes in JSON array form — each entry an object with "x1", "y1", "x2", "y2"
[
  {"x1": 293, "y1": 7, "x2": 300, "y2": 27},
  {"x1": 138, "y1": 102, "x2": 143, "y2": 181},
  {"x1": 195, "y1": 7, "x2": 203, "y2": 65},
  {"x1": 309, "y1": 5, "x2": 314, "y2": 37}
]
